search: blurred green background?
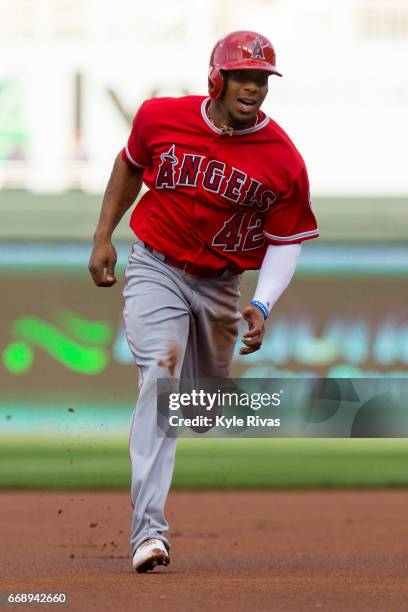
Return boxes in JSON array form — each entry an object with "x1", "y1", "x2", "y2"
[
  {"x1": 2, "y1": 437, "x2": 408, "y2": 490},
  {"x1": 1, "y1": 192, "x2": 408, "y2": 490}
]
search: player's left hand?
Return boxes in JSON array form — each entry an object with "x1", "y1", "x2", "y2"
[{"x1": 240, "y1": 305, "x2": 265, "y2": 355}]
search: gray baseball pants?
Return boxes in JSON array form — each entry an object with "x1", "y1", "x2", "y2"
[{"x1": 123, "y1": 240, "x2": 241, "y2": 554}]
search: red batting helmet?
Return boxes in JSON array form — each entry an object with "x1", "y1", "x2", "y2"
[{"x1": 208, "y1": 30, "x2": 282, "y2": 100}]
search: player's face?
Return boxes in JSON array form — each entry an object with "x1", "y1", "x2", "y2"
[{"x1": 222, "y1": 69, "x2": 269, "y2": 126}]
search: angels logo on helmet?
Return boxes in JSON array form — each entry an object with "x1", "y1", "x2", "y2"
[{"x1": 251, "y1": 38, "x2": 266, "y2": 60}]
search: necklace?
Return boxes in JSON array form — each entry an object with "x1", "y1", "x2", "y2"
[{"x1": 207, "y1": 103, "x2": 259, "y2": 136}]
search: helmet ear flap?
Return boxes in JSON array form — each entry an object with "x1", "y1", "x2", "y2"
[{"x1": 208, "y1": 66, "x2": 224, "y2": 100}]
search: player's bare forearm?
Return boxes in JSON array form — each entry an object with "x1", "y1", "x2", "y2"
[
  {"x1": 93, "y1": 153, "x2": 144, "y2": 242},
  {"x1": 89, "y1": 153, "x2": 144, "y2": 287}
]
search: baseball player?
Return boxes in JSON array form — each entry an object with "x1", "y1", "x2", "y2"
[{"x1": 89, "y1": 30, "x2": 319, "y2": 573}]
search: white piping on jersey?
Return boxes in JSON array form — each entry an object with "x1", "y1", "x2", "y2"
[
  {"x1": 201, "y1": 98, "x2": 269, "y2": 136},
  {"x1": 125, "y1": 142, "x2": 146, "y2": 168},
  {"x1": 264, "y1": 228, "x2": 320, "y2": 241}
]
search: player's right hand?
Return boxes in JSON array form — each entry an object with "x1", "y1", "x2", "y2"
[{"x1": 88, "y1": 240, "x2": 118, "y2": 287}]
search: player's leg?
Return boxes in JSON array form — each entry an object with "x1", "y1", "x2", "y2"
[
  {"x1": 193, "y1": 271, "x2": 242, "y2": 378},
  {"x1": 123, "y1": 242, "x2": 193, "y2": 556},
  {"x1": 175, "y1": 272, "x2": 241, "y2": 432}
]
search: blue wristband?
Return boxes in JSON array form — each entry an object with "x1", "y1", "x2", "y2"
[{"x1": 250, "y1": 300, "x2": 268, "y2": 320}]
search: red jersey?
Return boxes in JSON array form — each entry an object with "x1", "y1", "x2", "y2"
[{"x1": 122, "y1": 95, "x2": 318, "y2": 273}]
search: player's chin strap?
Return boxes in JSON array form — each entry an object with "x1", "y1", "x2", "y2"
[{"x1": 220, "y1": 124, "x2": 234, "y2": 136}]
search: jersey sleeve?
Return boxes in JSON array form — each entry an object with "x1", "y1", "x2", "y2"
[
  {"x1": 263, "y1": 164, "x2": 319, "y2": 245},
  {"x1": 121, "y1": 101, "x2": 152, "y2": 169}
]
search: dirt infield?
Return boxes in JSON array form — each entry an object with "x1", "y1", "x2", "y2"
[{"x1": 1, "y1": 491, "x2": 408, "y2": 611}]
